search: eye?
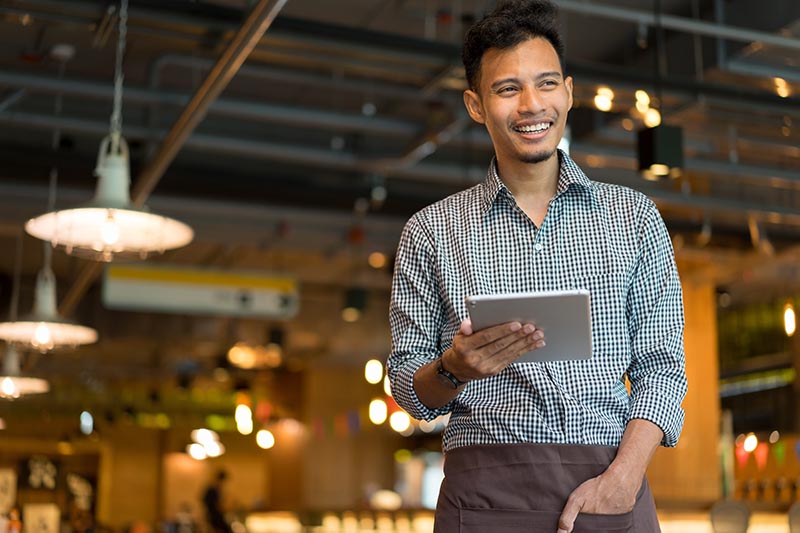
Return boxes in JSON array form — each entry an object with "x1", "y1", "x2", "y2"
[{"x1": 495, "y1": 86, "x2": 518, "y2": 95}]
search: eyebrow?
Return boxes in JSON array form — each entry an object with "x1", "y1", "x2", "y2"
[{"x1": 489, "y1": 72, "x2": 563, "y2": 90}]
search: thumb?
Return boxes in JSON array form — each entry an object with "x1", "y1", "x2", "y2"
[
  {"x1": 557, "y1": 496, "x2": 582, "y2": 533},
  {"x1": 459, "y1": 318, "x2": 474, "y2": 336}
]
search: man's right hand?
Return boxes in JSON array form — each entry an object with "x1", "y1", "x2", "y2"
[
  {"x1": 414, "y1": 318, "x2": 545, "y2": 409},
  {"x1": 443, "y1": 318, "x2": 545, "y2": 382}
]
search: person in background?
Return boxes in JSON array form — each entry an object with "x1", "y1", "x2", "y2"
[
  {"x1": 387, "y1": 1, "x2": 687, "y2": 531},
  {"x1": 202, "y1": 470, "x2": 230, "y2": 533}
]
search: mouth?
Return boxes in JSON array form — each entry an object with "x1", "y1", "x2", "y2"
[{"x1": 512, "y1": 121, "x2": 552, "y2": 136}]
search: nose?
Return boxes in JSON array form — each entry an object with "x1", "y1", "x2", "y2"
[{"x1": 518, "y1": 86, "x2": 545, "y2": 114}]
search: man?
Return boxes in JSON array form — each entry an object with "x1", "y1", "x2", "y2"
[
  {"x1": 387, "y1": 1, "x2": 687, "y2": 532},
  {"x1": 202, "y1": 470, "x2": 231, "y2": 533}
]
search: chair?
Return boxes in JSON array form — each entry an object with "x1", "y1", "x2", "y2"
[
  {"x1": 710, "y1": 500, "x2": 751, "y2": 533},
  {"x1": 788, "y1": 501, "x2": 800, "y2": 533}
]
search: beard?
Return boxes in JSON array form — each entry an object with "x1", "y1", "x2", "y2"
[{"x1": 518, "y1": 148, "x2": 556, "y2": 165}]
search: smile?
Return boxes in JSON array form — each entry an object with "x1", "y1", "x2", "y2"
[{"x1": 513, "y1": 123, "x2": 551, "y2": 134}]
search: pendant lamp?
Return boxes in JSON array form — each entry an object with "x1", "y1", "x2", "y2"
[
  {"x1": 0, "y1": 345, "x2": 50, "y2": 399},
  {"x1": 24, "y1": 0, "x2": 193, "y2": 261},
  {"x1": 0, "y1": 233, "x2": 97, "y2": 352}
]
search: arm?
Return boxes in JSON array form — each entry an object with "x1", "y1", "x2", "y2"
[
  {"x1": 415, "y1": 319, "x2": 544, "y2": 409},
  {"x1": 388, "y1": 215, "x2": 545, "y2": 417},
  {"x1": 556, "y1": 419, "x2": 662, "y2": 532},
  {"x1": 558, "y1": 200, "x2": 687, "y2": 532}
]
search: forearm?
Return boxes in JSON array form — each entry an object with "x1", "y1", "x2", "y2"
[
  {"x1": 414, "y1": 348, "x2": 466, "y2": 409},
  {"x1": 605, "y1": 418, "x2": 664, "y2": 487}
]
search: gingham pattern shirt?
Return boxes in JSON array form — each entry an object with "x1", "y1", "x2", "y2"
[{"x1": 388, "y1": 150, "x2": 686, "y2": 452}]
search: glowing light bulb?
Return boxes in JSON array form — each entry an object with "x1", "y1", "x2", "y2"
[
  {"x1": 256, "y1": 429, "x2": 275, "y2": 449},
  {"x1": 101, "y1": 212, "x2": 121, "y2": 246},
  {"x1": 593, "y1": 94, "x2": 613, "y2": 112},
  {"x1": 364, "y1": 359, "x2": 383, "y2": 384},
  {"x1": 389, "y1": 411, "x2": 411, "y2": 433},
  {"x1": 743, "y1": 433, "x2": 758, "y2": 453},
  {"x1": 1, "y1": 377, "x2": 17, "y2": 398},
  {"x1": 784, "y1": 303, "x2": 796, "y2": 337},
  {"x1": 383, "y1": 375, "x2": 392, "y2": 396},
  {"x1": 369, "y1": 398, "x2": 387, "y2": 425},
  {"x1": 644, "y1": 108, "x2": 661, "y2": 128},
  {"x1": 33, "y1": 322, "x2": 53, "y2": 351}
]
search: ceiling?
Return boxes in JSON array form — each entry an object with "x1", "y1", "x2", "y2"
[{"x1": 0, "y1": 0, "x2": 798, "y2": 419}]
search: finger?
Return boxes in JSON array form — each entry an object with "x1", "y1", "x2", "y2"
[
  {"x1": 480, "y1": 324, "x2": 543, "y2": 357},
  {"x1": 459, "y1": 318, "x2": 473, "y2": 336},
  {"x1": 469, "y1": 321, "x2": 524, "y2": 347},
  {"x1": 487, "y1": 330, "x2": 545, "y2": 361},
  {"x1": 557, "y1": 495, "x2": 583, "y2": 533}
]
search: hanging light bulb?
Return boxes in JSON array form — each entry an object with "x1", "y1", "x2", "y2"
[
  {"x1": 0, "y1": 235, "x2": 97, "y2": 351},
  {"x1": 0, "y1": 266, "x2": 98, "y2": 351},
  {"x1": 0, "y1": 345, "x2": 49, "y2": 400},
  {"x1": 784, "y1": 302, "x2": 796, "y2": 337},
  {"x1": 24, "y1": 0, "x2": 193, "y2": 261}
]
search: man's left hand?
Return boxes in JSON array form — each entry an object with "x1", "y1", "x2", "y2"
[{"x1": 556, "y1": 470, "x2": 639, "y2": 533}]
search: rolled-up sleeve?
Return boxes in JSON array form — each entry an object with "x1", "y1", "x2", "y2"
[
  {"x1": 626, "y1": 200, "x2": 688, "y2": 447},
  {"x1": 387, "y1": 214, "x2": 453, "y2": 421}
]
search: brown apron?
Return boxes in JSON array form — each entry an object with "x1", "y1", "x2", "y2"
[{"x1": 434, "y1": 443, "x2": 660, "y2": 533}]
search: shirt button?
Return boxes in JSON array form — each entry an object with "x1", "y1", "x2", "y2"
[{"x1": 533, "y1": 243, "x2": 544, "y2": 252}]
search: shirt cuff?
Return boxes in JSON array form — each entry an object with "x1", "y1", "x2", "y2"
[
  {"x1": 392, "y1": 356, "x2": 454, "y2": 422},
  {"x1": 627, "y1": 389, "x2": 685, "y2": 447}
]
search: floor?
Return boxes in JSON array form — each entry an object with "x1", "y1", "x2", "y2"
[{"x1": 244, "y1": 510, "x2": 792, "y2": 532}]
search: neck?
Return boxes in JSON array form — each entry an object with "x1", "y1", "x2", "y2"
[{"x1": 496, "y1": 150, "x2": 560, "y2": 201}]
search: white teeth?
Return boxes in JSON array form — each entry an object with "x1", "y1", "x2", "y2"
[{"x1": 515, "y1": 123, "x2": 550, "y2": 133}]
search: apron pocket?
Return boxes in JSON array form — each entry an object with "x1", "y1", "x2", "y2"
[
  {"x1": 459, "y1": 508, "x2": 560, "y2": 532},
  {"x1": 573, "y1": 510, "x2": 633, "y2": 532}
]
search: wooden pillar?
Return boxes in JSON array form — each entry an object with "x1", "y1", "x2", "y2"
[{"x1": 647, "y1": 267, "x2": 722, "y2": 507}]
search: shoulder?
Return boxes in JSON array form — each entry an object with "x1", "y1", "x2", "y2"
[
  {"x1": 405, "y1": 183, "x2": 484, "y2": 237},
  {"x1": 587, "y1": 180, "x2": 660, "y2": 223}
]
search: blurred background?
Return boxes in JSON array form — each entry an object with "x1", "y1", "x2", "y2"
[{"x1": 0, "y1": 0, "x2": 798, "y2": 531}]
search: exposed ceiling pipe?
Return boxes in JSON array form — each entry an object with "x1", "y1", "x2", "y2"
[
  {"x1": 0, "y1": 70, "x2": 419, "y2": 137},
  {"x1": 58, "y1": 0, "x2": 289, "y2": 318},
  {"x1": 2, "y1": 110, "x2": 799, "y2": 224},
  {"x1": 557, "y1": 0, "x2": 800, "y2": 52}
]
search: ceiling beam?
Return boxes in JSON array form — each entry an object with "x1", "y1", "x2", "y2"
[{"x1": 57, "y1": 0, "x2": 288, "y2": 318}]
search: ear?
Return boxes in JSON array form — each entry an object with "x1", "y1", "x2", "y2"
[
  {"x1": 463, "y1": 89, "x2": 486, "y2": 125},
  {"x1": 565, "y1": 76, "x2": 574, "y2": 112}
]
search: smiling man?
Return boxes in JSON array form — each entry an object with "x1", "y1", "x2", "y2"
[{"x1": 387, "y1": 1, "x2": 687, "y2": 532}]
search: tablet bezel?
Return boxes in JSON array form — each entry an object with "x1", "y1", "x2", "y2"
[{"x1": 465, "y1": 290, "x2": 592, "y2": 363}]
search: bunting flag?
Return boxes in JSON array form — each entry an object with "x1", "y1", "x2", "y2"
[
  {"x1": 754, "y1": 442, "x2": 769, "y2": 471},
  {"x1": 347, "y1": 411, "x2": 360, "y2": 434},
  {"x1": 734, "y1": 444, "x2": 750, "y2": 469},
  {"x1": 773, "y1": 441, "x2": 786, "y2": 466},
  {"x1": 334, "y1": 414, "x2": 349, "y2": 437}
]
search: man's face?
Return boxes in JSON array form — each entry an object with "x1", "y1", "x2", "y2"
[{"x1": 463, "y1": 37, "x2": 573, "y2": 168}]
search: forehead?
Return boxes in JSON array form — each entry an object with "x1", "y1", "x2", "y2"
[{"x1": 478, "y1": 37, "x2": 562, "y2": 86}]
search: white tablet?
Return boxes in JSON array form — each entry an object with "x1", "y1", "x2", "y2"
[{"x1": 465, "y1": 290, "x2": 592, "y2": 362}]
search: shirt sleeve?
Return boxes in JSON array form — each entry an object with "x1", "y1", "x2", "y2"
[
  {"x1": 386, "y1": 213, "x2": 454, "y2": 421},
  {"x1": 625, "y1": 199, "x2": 688, "y2": 447}
]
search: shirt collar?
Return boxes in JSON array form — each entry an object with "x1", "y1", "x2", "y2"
[{"x1": 479, "y1": 149, "x2": 594, "y2": 213}]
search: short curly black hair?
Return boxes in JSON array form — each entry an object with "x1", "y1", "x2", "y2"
[{"x1": 462, "y1": 0, "x2": 565, "y2": 92}]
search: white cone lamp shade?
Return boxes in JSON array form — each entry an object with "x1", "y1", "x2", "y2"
[
  {"x1": 0, "y1": 345, "x2": 50, "y2": 399},
  {"x1": 0, "y1": 267, "x2": 98, "y2": 352},
  {"x1": 25, "y1": 136, "x2": 194, "y2": 261}
]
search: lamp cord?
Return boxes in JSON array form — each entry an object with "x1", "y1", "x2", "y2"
[
  {"x1": 9, "y1": 233, "x2": 23, "y2": 321},
  {"x1": 109, "y1": 0, "x2": 128, "y2": 154}
]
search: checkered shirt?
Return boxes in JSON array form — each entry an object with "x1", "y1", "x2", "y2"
[{"x1": 387, "y1": 150, "x2": 687, "y2": 452}]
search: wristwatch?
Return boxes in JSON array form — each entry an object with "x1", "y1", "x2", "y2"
[{"x1": 436, "y1": 357, "x2": 468, "y2": 389}]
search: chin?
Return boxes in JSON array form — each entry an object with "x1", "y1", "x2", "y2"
[{"x1": 519, "y1": 149, "x2": 557, "y2": 164}]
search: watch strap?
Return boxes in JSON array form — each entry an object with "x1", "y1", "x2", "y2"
[{"x1": 436, "y1": 357, "x2": 468, "y2": 389}]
